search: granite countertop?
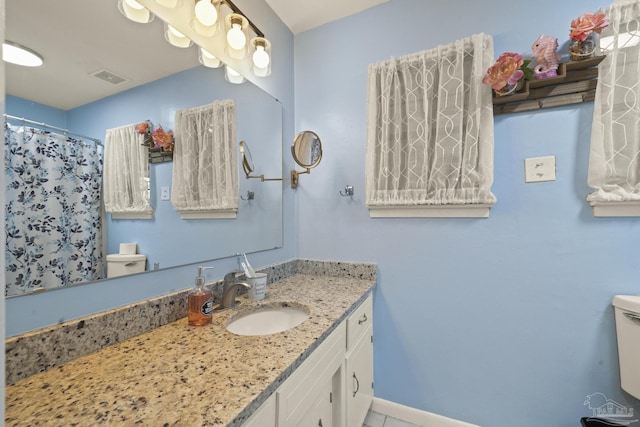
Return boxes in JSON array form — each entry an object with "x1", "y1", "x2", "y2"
[{"x1": 5, "y1": 273, "x2": 375, "y2": 426}]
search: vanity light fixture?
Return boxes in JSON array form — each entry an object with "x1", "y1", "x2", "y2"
[
  {"x1": 199, "y1": 47, "x2": 222, "y2": 68},
  {"x1": 192, "y1": 0, "x2": 220, "y2": 36},
  {"x1": 2, "y1": 41, "x2": 44, "y2": 67},
  {"x1": 165, "y1": 23, "x2": 193, "y2": 48},
  {"x1": 225, "y1": 13, "x2": 249, "y2": 59},
  {"x1": 118, "y1": 0, "x2": 154, "y2": 23},
  {"x1": 250, "y1": 37, "x2": 271, "y2": 77},
  {"x1": 117, "y1": 0, "x2": 272, "y2": 80}
]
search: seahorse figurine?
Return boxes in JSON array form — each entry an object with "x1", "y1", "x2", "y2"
[{"x1": 531, "y1": 35, "x2": 561, "y2": 79}]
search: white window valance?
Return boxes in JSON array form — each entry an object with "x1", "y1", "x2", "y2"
[
  {"x1": 171, "y1": 99, "x2": 239, "y2": 219},
  {"x1": 588, "y1": 0, "x2": 640, "y2": 215},
  {"x1": 365, "y1": 33, "x2": 496, "y2": 218},
  {"x1": 103, "y1": 124, "x2": 153, "y2": 219}
]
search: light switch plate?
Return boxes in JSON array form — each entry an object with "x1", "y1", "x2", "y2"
[
  {"x1": 160, "y1": 186, "x2": 170, "y2": 200},
  {"x1": 524, "y1": 156, "x2": 556, "y2": 183}
]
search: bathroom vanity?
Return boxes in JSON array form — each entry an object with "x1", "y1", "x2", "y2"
[{"x1": 5, "y1": 261, "x2": 375, "y2": 426}]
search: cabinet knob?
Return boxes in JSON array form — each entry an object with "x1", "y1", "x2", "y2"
[{"x1": 318, "y1": 419, "x2": 323, "y2": 427}]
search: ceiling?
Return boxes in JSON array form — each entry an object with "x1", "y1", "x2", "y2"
[
  {"x1": 4, "y1": 0, "x2": 387, "y2": 111},
  {"x1": 264, "y1": 0, "x2": 388, "y2": 35}
]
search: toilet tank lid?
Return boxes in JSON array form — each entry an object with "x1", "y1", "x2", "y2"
[
  {"x1": 106, "y1": 254, "x2": 146, "y2": 262},
  {"x1": 613, "y1": 295, "x2": 640, "y2": 313}
]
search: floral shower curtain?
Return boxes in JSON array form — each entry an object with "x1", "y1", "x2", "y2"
[{"x1": 5, "y1": 124, "x2": 104, "y2": 296}]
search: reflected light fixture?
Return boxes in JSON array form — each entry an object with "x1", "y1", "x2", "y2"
[
  {"x1": 2, "y1": 41, "x2": 44, "y2": 67},
  {"x1": 199, "y1": 47, "x2": 222, "y2": 68},
  {"x1": 225, "y1": 65, "x2": 245, "y2": 84},
  {"x1": 165, "y1": 23, "x2": 193, "y2": 48},
  {"x1": 116, "y1": 0, "x2": 273, "y2": 80},
  {"x1": 225, "y1": 13, "x2": 248, "y2": 59},
  {"x1": 118, "y1": 0, "x2": 154, "y2": 23}
]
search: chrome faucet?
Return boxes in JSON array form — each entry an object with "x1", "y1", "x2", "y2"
[{"x1": 218, "y1": 271, "x2": 250, "y2": 310}]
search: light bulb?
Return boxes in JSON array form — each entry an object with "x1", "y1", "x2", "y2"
[
  {"x1": 125, "y1": 0, "x2": 144, "y2": 10},
  {"x1": 225, "y1": 66, "x2": 245, "y2": 84},
  {"x1": 227, "y1": 23, "x2": 246, "y2": 50},
  {"x1": 168, "y1": 25, "x2": 185, "y2": 38},
  {"x1": 119, "y1": 0, "x2": 153, "y2": 23},
  {"x1": 195, "y1": 0, "x2": 217, "y2": 26},
  {"x1": 166, "y1": 24, "x2": 192, "y2": 48},
  {"x1": 252, "y1": 46, "x2": 270, "y2": 69},
  {"x1": 199, "y1": 48, "x2": 221, "y2": 68}
]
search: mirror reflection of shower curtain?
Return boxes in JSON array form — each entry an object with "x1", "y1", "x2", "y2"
[{"x1": 4, "y1": 124, "x2": 104, "y2": 296}]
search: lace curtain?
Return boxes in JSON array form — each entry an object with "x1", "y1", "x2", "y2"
[
  {"x1": 171, "y1": 99, "x2": 238, "y2": 219},
  {"x1": 104, "y1": 124, "x2": 153, "y2": 219},
  {"x1": 588, "y1": 0, "x2": 640, "y2": 204},
  {"x1": 365, "y1": 33, "x2": 496, "y2": 215},
  {"x1": 5, "y1": 124, "x2": 103, "y2": 296}
]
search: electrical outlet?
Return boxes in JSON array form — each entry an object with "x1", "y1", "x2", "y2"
[
  {"x1": 160, "y1": 186, "x2": 170, "y2": 200},
  {"x1": 524, "y1": 156, "x2": 556, "y2": 183}
]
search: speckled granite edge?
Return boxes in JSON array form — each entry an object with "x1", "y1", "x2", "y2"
[
  {"x1": 5, "y1": 258, "x2": 376, "y2": 385},
  {"x1": 296, "y1": 258, "x2": 377, "y2": 280}
]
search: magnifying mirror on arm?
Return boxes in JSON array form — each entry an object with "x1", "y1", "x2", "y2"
[
  {"x1": 239, "y1": 140, "x2": 282, "y2": 182},
  {"x1": 290, "y1": 130, "x2": 322, "y2": 189}
]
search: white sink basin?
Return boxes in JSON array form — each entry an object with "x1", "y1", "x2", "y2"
[{"x1": 226, "y1": 302, "x2": 310, "y2": 336}]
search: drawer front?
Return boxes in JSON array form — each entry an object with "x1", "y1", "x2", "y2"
[{"x1": 346, "y1": 295, "x2": 372, "y2": 350}]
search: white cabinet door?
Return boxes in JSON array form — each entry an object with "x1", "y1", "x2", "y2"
[
  {"x1": 296, "y1": 378, "x2": 333, "y2": 427},
  {"x1": 345, "y1": 325, "x2": 373, "y2": 427},
  {"x1": 278, "y1": 323, "x2": 346, "y2": 427},
  {"x1": 242, "y1": 393, "x2": 277, "y2": 427}
]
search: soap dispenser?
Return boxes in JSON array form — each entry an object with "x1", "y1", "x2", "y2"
[{"x1": 188, "y1": 267, "x2": 214, "y2": 326}]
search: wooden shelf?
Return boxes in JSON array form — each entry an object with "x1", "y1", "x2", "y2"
[{"x1": 493, "y1": 56, "x2": 605, "y2": 115}]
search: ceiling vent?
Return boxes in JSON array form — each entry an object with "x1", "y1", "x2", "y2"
[{"x1": 91, "y1": 69, "x2": 128, "y2": 85}]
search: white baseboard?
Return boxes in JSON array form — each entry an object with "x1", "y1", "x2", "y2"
[{"x1": 370, "y1": 397, "x2": 481, "y2": 427}]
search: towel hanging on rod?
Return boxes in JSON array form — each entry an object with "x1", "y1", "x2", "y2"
[{"x1": 3, "y1": 113, "x2": 102, "y2": 144}]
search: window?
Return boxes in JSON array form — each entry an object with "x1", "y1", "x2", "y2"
[
  {"x1": 171, "y1": 99, "x2": 239, "y2": 219},
  {"x1": 365, "y1": 33, "x2": 496, "y2": 218},
  {"x1": 588, "y1": 1, "x2": 640, "y2": 216}
]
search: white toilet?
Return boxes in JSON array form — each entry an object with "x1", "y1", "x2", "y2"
[
  {"x1": 106, "y1": 254, "x2": 147, "y2": 278},
  {"x1": 612, "y1": 295, "x2": 640, "y2": 399}
]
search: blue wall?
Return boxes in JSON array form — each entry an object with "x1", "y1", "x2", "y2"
[
  {"x1": 293, "y1": 0, "x2": 640, "y2": 426},
  {"x1": 6, "y1": 94, "x2": 67, "y2": 128}
]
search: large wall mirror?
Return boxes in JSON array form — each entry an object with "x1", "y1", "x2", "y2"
[{"x1": 4, "y1": 0, "x2": 283, "y2": 297}]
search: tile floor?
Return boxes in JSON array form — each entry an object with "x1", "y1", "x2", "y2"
[{"x1": 363, "y1": 410, "x2": 420, "y2": 427}]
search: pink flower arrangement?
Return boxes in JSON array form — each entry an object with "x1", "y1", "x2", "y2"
[
  {"x1": 135, "y1": 122, "x2": 150, "y2": 135},
  {"x1": 483, "y1": 52, "x2": 526, "y2": 91},
  {"x1": 570, "y1": 12, "x2": 610, "y2": 42},
  {"x1": 152, "y1": 126, "x2": 174, "y2": 150}
]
